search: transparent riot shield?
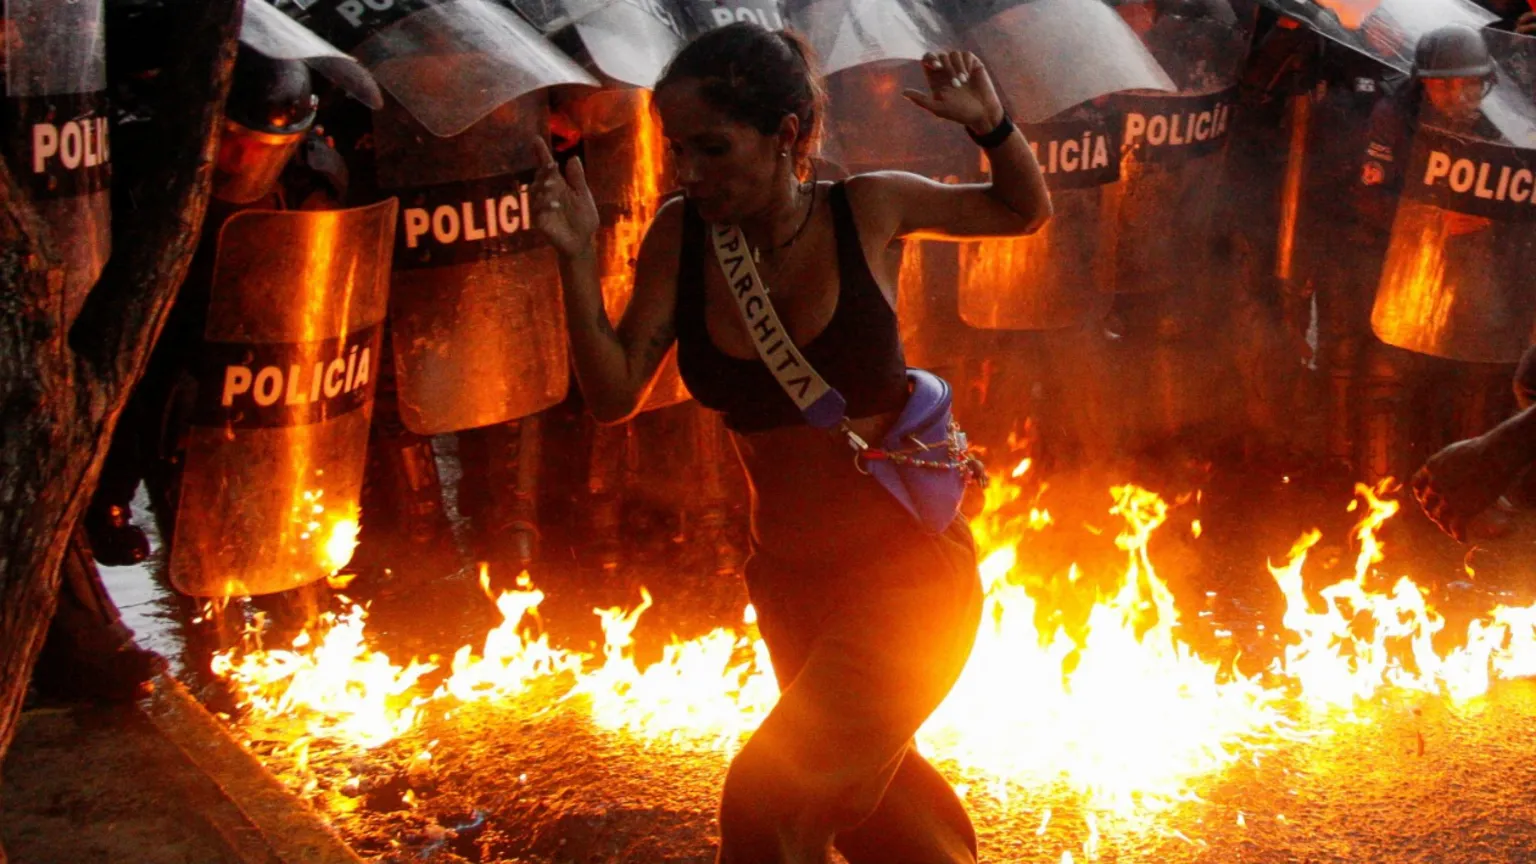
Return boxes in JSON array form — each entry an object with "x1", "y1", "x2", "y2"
[
  {"x1": 502, "y1": 0, "x2": 626, "y2": 31},
  {"x1": 1371, "y1": 37, "x2": 1536, "y2": 363},
  {"x1": 958, "y1": 104, "x2": 1120, "y2": 330},
  {"x1": 787, "y1": 0, "x2": 950, "y2": 77},
  {"x1": 170, "y1": 199, "x2": 397, "y2": 598},
  {"x1": 272, "y1": 0, "x2": 596, "y2": 137},
  {"x1": 3, "y1": 0, "x2": 109, "y2": 326},
  {"x1": 563, "y1": 0, "x2": 684, "y2": 88},
  {"x1": 583, "y1": 90, "x2": 690, "y2": 410},
  {"x1": 949, "y1": 0, "x2": 1174, "y2": 124},
  {"x1": 376, "y1": 95, "x2": 569, "y2": 434},
  {"x1": 951, "y1": 0, "x2": 1170, "y2": 329},
  {"x1": 676, "y1": 0, "x2": 786, "y2": 33},
  {"x1": 1281, "y1": 0, "x2": 1494, "y2": 73},
  {"x1": 241, "y1": 0, "x2": 383, "y2": 108},
  {"x1": 1112, "y1": 8, "x2": 1250, "y2": 295}
]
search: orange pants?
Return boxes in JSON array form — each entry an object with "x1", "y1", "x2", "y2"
[{"x1": 719, "y1": 518, "x2": 983, "y2": 864}]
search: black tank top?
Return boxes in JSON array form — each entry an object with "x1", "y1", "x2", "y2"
[{"x1": 675, "y1": 182, "x2": 909, "y2": 434}]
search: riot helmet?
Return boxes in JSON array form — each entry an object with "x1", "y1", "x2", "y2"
[
  {"x1": 1414, "y1": 25, "x2": 1494, "y2": 121},
  {"x1": 1415, "y1": 25, "x2": 1495, "y2": 79},
  {"x1": 212, "y1": 46, "x2": 318, "y2": 204}
]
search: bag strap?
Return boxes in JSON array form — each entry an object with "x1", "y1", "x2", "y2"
[{"x1": 709, "y1": 222, "x2": 849, "y2": 430}]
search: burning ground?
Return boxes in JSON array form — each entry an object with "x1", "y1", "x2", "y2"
[{"x1": 196, "y1": 463, "x2": 1536, "y2": 863}]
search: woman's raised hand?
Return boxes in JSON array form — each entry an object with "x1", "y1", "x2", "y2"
[
  {"x1": 902, "y1": 50, "x2": 1006, "y2": 135},
  {"x1": 530, "y1": 137, "x2": 601, "y2": 259}
]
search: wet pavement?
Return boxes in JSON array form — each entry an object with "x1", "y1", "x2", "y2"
[{"x1": 93, "y1": 456, "x2": 1536, "y2": 863}]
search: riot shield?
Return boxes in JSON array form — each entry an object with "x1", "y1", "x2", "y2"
[
  {"x1": 3, "y1": 0, "x2": 109, "y2": 326},
  {"x1": 376, "y1": 95, "x2": 570, "y2": 434},
  {"x1": 502, "y1": 0, "x2": 626, "y2": 31},
  {"x1": 1111, "y1": 8, "x2": 1250, "y2": 295},
  {"x1": 677, "y1": 0, "x2": 786, "y2": 33},
  {"x1": 170, "y1": 199, "x2": 397, "y2": 598},
  {"x1": 949, "y1": 0, "x2": 1174, "y2": 124},
  {"x1": 787, "y1": 0, "x2": 950, "y2": 78},
  {"x1": 952, "y1": 0, "x2": 1170, "y2": 329},
  {"x1": 583, "y1": 91, "x2": 690, "y2": 410},
  {"x1": 1370, "y1": 34, "x2": 1536, "y2": 363},
  {"x1": 1279, "y1": 0, "x2": 1494, "y2": 74},
  {"x1": 564, "y1": 0, "x2": 685, "y2": 88},
  {"x1": 241, "y1": 0, "x2": 383, "y2": 108},
  {"x1": 958, "y1": 104, "x2": 1120, "y2": 329},
  {"x1": 271, "y1": 0, "x2": 596, "y2": 137}
]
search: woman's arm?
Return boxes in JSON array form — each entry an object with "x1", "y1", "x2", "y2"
[
  {"x1": 531, "y1": 139, "x2": 682, "y2": 424},
  {"x1": 850, "y1": 50, "x2": 1053, "y2": 242}
]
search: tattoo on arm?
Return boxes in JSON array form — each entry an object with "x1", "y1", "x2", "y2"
[{"x1": 639, "y1": 322, "x2": 675, "y2": 373}]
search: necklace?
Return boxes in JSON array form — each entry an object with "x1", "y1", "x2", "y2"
[{"x1": 752, "y1": 179, "x2": 817, "y2": 264}]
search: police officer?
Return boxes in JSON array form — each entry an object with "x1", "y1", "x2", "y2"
[
  {"x1": 48, "y1": 39, "x2": 333, "y2": 694},
  {"x1": 1353, "y1": 25, "x2": 1508, "y2": 484},
  {"x1": 85, "y1": 45, "x2": 335, "y2": 567}
]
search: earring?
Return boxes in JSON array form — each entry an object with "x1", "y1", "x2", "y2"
[{"x1": 779, "y1": 149, "x2": 788, "y2": 157}]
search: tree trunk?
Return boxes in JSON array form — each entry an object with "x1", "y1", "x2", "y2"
[{"x1": 0, "y1": 0, "x2": 240, "y2": 803}]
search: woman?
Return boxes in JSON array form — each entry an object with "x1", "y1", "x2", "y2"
[{"x1": 531, "y1": 23, "x2": 1050, "y2": 864}]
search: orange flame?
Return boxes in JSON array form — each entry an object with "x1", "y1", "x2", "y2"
[
  {"x1": 212, "y1": 470, "x2": 1536, "y2": 848},
  {"x1": 600, "y1": 91, "x2": 665, "y2": 323}
]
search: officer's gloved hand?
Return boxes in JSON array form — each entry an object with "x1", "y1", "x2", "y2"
[
  {"x1": 1412, "y1": 432, "x2": 1527, "y2": 542},
  {"x1": 84, "y1": 504, "x2": 151, "y2": 567}
]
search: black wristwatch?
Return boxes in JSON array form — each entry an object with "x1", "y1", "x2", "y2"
[{"x1": 967, "y1": 114, "x2": 1015, "y2": 149}]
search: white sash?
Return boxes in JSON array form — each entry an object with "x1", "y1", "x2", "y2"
[{"x1": 708, "y1": 222, "x2": 848, "y2": 429}]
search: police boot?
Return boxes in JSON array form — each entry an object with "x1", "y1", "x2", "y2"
[
  {"x1": 1148, "y1": 300, "x2": 1195, "y2": 447},
  {"x1": 1358, "y1": 343, "x2": 1414, "y2": 486},
  {"x1": 1325, "y1": 335, "x2": 1363, "y2": 476},
  {"x1": 82, "y1": 502, "x2": 150, "y2": 568},
  {"x1": 83, "y1": 423, "x2": 151, "y2": 567},
  {"x1": 396, "y1": 437, "x2": 456, "y2": 560},
  {"x1": 458, "y1": 419, "x2": 541, "y2": 574},
  {"x1": 350, "y1": 431, "x2": 458, "y2": 592},
  {"x1": 585, "y1": 421, "x2": 629, "y2": 572},
  {"x1": 34, "y1": 530, "x2": 166, "y2": 702}
]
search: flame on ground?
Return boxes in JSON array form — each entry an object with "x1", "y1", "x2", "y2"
[{"x1": 212, "y1": 469, "x2": 1536, "y2": 838}]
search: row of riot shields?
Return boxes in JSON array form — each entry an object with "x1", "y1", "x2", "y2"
[
  {"x1": 168, "y1": 0, "x2": 681, "y2": 596},
  {"x1": 118, "y1": 0, "x2": 1536, "y2": 595},
  {"x1": 780, "y1": 0, "x2": 1252, "y2": 332},
  {"x1": 144, "y1": 0, "x2": 1247, "y2": 595}
]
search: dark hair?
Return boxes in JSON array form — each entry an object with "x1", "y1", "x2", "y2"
[{"x1": 656, "y1": 22, "x2": 826, "y2": 177}]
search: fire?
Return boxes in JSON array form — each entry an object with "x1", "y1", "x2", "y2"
[
  {"x1": 1268, "y1": 480, "x2": 1536, "y2": 707},
  {"x1": 598, "y1": 90, "x2": 688, "y2": 406},
  {"x1": 600, "y1": 90, "x2": 664, "y2": 322},
  {"x1": 323, "y1": 516, "x2": 359, "y2": 573},
  {"x1": 211, "y1": 468, "x2": 1536, "y2": 847},
  {"x1": 918, "y1": 485, "x2": 1294, "y2": 819},
  {"x1": 212, "y1": 601, "x2": 435, "y2": 749},
  {"x1": 434, "y1": 567, "x2": 584, "y2": 704},
  {"x1": 573, "y1": 593, "x2": 776, "y2": 752}
]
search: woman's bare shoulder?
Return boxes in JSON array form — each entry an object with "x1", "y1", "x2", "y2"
[
  {"x1": 634, "y1": 193, "x2": 690, "y2": 285},
  {"x1": 842, "y1": 171, "x2": 931, "y2": 241}
]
